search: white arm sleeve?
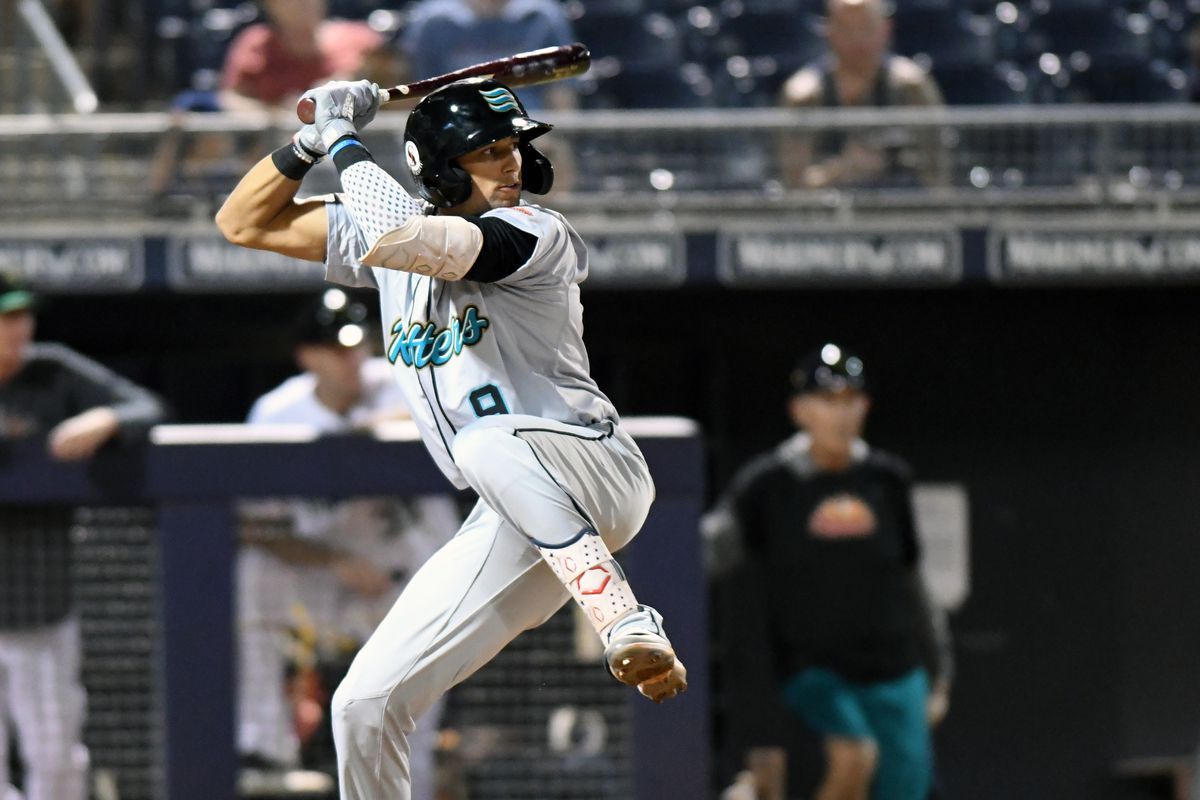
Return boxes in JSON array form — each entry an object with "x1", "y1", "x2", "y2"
[{"x1": 338, "y1": 160, "x2": 428, "y2": 247}]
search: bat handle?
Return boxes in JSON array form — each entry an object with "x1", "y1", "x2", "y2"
[{"x1": 295, "y1": 87, "x2": 394, "y2": 125}]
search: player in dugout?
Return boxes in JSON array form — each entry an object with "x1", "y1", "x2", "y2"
[
  {"x1": 215, "y1": 78, "x2": 687, "y2": 799},
  {"x1": 0, "y1": 275, "x2": 166, "y2": 800}
]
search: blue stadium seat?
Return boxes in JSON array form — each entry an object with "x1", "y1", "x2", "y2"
[
  {"x1": 892, "y1": 7, "x2": 997, "y2": 69},
  {"x1": 1067, "y1": 59, "x2": 1189, "y2": 101},
  {"x1": 578, "y1": 63, "x2": 714, "y2": 109},
  {"x1": 712, "y1": 55, "x2": 795, "y2": 106},
  {"x1": 933, "y1": 62, "x2": 1033, "y2": 104},
  {"x1": 704, "y1": 8, "x2": 826, "y2": 77},
  {"x1": 1027, "y1": 4, "x2": 1152, "y2": 63},
  {"x1": 570, "y1": 10, "x2": 683, "y2": 72}
]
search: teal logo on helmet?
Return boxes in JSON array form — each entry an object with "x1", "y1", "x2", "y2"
[{"x1": 480, "y1": 87, "x2": 519, "y2": 113}]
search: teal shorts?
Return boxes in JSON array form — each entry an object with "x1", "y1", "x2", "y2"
[{"x1": 782, "y1": 666, "x2": 932, "y2": 800}]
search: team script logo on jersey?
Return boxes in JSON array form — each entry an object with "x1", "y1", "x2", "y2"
[
  {"x1": 387, "y1": 306, "x2": 490, "y2": 369},
  {"x1": 808, "y1": 493, "x2": 877, "y2": 540},
  {"x1": 481, "y1": 86, "x2": 519, "y2": 112}
]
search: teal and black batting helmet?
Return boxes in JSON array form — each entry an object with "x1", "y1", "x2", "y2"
[{"x1": 403, "y1": 78, "x2": 554, "y2": 208}]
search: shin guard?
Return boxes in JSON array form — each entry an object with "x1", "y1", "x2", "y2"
[{"x1": 536, "y1": 528, "x2": 637, "y2": 634}]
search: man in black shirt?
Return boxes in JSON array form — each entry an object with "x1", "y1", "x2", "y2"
[
  {"x1": 705, "y1": 344, "x2": 950, "y2": 800},
  {"x1": 0, "y1": 275, "x2": 165, "y2": 800}
]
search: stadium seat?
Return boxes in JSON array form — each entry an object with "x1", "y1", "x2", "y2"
[
  {"x1": 704, "y1": 8, "x2": 826, "y2": 78},
  {"x1": 570, "y1": 10, "x2": 684, "y2": 72},
  {"x1": 933, "y1": 62, "x2": 1033, "y2": 104},
  {"x1": 578, "y1": 62, "x2": 714, "y2": 109},
  {"x1": 1067, "y1": 59, "x2": 1189, "y2": 101},
  {"x1": 712, "y1": 55, "x2": 794, "y2": 106},
  {"x1": 892, "y1": 7, "x2": 997, "y2": 69},
  {"x1": 1027, "y1": 4, "x2": 1152, "y2": 63}
]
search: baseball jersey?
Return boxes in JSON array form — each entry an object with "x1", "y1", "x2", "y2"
[{"x1": 324, "y1": 200, "x2": 618, "y2": 490}]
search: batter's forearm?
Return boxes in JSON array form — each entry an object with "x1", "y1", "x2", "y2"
[{"x1": 215, "y1": 153, "x2": 306, "y2": 245}]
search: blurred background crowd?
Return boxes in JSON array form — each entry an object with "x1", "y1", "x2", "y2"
[
  {"x1": 2, "y1": 1, "x2": 1200, "y2": 799},
  {"x1": 15, "y1": 0, "x2": 1200, "y2": 111}
]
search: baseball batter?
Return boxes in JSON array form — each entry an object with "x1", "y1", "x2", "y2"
[{"x1": 216, "y1": 77, "x2": 687, "y2": 798}]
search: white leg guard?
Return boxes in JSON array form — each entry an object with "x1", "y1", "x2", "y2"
[{"x1": 535, "y1": 528, "x2": 638, "y2": 635}]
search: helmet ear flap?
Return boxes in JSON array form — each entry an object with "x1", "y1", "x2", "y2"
[
  {"x1": 520, "y1": 142, "x2": 554, "y2": 195},
  {"x1": 421, "y1": 161, "x2": 473, "y2": 208}
]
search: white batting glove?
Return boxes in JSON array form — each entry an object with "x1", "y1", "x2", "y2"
[
  {"x1": 293, "y1": 124, "x2": 326, "y2": 160},
  {"x1": 300, "y1": 79, "x2": 382, "y2": 151}
]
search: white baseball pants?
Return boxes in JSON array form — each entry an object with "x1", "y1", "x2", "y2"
[
  {"x1": 0, "y1": 618, "x2": 89, "y2": 800},
  {"x1": 331, "y1": 415, "x2": 654, "y2": 800}
]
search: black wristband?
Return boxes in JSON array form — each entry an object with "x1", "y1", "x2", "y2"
[
  {"x1": 331, "y1": 135, "x2": 374, "y2": 173},
  {"x1": 271, "y1": 142, "x2": 318, "y2": 181}
]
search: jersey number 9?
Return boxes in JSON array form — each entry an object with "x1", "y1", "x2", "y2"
[{"x1": 469, "y1": 384, "x2": 509, "y2": 417}]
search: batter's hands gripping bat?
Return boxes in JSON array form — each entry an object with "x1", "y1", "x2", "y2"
[{"x1": 296, "y1": 43, "x2": 591, "y2": 124}]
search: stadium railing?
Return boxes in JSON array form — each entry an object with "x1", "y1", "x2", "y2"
[
  {"x1": 7, "y1": 106, "x2": 1200, "y2": 292},
  {"x1": 4, "y1": 104, "x2": 1200, "y2": 222}
]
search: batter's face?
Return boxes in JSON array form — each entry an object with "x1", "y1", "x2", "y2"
[
  {"x1": 451, "y1": 135, "x2": 523, "y2": 216},
  {"x1": 0, "y1": 309, "x2": 34, "y2": 367},
  {"x1": 790, "y1": 389, "x2": 870, "y2": 455}
]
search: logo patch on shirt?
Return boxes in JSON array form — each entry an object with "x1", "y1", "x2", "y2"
[
  {"x1": 808, "y1": 494, "x2": 877, "y2": 540},
  {"x1": 480, "y1": 86, "x2": 519, "y2": 113},
  {"x1": 387, "y1": 305, "x2": 490, "y2": 369}
]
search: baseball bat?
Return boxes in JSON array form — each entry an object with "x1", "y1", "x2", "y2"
[{"x1": 296, "y1": 43, "x2": 590, "y2": 124}]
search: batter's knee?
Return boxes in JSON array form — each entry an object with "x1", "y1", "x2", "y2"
[
  {"x1": 451, "y1": 424, "x2": 515, "y2": 482},
  {"x1": 331, "y1": 681, "x2": 385, "y2": 756}
]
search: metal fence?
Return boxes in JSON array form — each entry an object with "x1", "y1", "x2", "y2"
[{"x1": 6, "y1": 105, "x2": 1200, "y2": 224}]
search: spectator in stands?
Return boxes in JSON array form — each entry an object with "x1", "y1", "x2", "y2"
[
  {"x1": 220, "y1": 0, "x2": 394, "y2": 112},
  {"x1": 401, "y1": 0, "x2": 577, "y2": 112},
  {"x1": 702, "y1": 344, "x2": 951, "y2": 800},
  {"x1": 400, "y1": 0, "x2": 579, "y2": 191},
  {"x1": 236, "y1": 290, "x2": 457, "y2": 799},
  {"x1": 1187, "y1": 20, "x2": 1200, "y2": 104},
  {"x1": 0, "y1": 274, "x2": 165, "y2": 800},
  {"x1": 777, "y1": 0, "x2": 949, "y2": 189},
  {"x1": 148, "y1": 0, "x2": 400, "y2": 210}
]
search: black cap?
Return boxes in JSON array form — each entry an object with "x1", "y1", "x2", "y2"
[
  {"x1": 790, "y1": 343, "x2": 867, "y2": 396},
  {"x1": 0, "y1": 274, "x2": 36, "y2": 315},
  {"x1": 295, "y1": 289, "x2": 369, "y2": 347}
]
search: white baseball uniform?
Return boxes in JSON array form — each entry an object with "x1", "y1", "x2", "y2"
[
  {"x1": 322, "y1": 198, "x2": 656, "y2": 800},
  {"x1": 0, "y1": 618, "x2": 89, "y2": 800},
  {"x1": 237, "y1": 358, "x2": 458, "y2": 800}
]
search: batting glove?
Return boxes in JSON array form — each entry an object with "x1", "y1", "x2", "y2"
[
  {"x1": 293, "y1": 124, "x2": 326, "y2": 160},
  {"x1": 301, "y1": 79, "x2": 382, "y2": 151}
]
